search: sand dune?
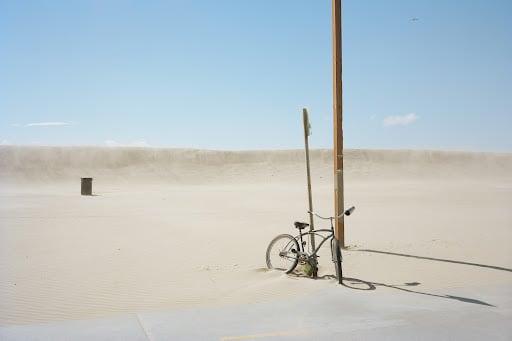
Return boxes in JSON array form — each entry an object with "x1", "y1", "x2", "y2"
[{"x1": 0, "y1": 146, "x2": 511, "y2": 327}]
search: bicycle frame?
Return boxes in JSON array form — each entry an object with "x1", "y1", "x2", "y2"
[{"x1": 294, "y1": 218, "x2": 336, "y2": 259}]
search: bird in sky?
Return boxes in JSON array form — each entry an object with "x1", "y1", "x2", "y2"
[{"x1": 409, "y1": 17, "x2": 420, "y2": 22}]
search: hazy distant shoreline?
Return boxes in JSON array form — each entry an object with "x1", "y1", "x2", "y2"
[
  {"x1": 1, "y1": 144, "x2": 511, "y2": 154},
  {"x1": 1, "y1": 145, "x2": 511, "y2": 185}
]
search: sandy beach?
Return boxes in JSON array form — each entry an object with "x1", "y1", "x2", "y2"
[{"x1": 0, "y1": 146, "x2": 511, "y2": 338}]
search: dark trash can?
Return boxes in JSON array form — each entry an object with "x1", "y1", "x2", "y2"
[{"x1": 81, "y1": 178, "x2": 93, "y2": 195}]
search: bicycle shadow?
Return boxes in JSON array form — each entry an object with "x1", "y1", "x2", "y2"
[
  {"x1": 290, "y1": 272, "x2": 494, "y2": 307},
  {"x1": 341, "y1": 276, "x2": 495, "y2": 307}
]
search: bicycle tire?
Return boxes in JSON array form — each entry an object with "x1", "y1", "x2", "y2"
[
  {"x1": 266, "y1": 234, "x2": 299, "y2": 274},
  {"x1": 335, "y1": 246, "x2": 342, "y2": 284},
  {"x1": 332, "y1": 238, "x2": 343, "y2": 284}
]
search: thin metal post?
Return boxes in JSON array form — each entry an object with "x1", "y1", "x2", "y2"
[
  {"x1": 332, "y1": 0, "x2": 345, "y2": 247},
  {"x1": 302, "y1": 109, "x2": 316, "y2": 263}
]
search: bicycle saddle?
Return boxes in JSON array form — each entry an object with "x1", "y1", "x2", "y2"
[{"x1": 294, "y1": 221, "x2": 309, "y2": 230}]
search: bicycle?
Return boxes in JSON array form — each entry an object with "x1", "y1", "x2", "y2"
[{"x1": 265, "y1": 206, "x2": 355, "y2": 284}]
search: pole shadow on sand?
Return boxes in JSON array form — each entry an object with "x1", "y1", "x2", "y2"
[{"x1": 353, "y1": 249, "x2": 512, "y2": 273}]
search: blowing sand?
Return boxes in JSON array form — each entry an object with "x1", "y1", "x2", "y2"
[{"x1": 0, "y1": 146, "x2": 511, "y2": 329}]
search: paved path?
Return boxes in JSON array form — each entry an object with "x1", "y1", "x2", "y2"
[{"x1": 1, "y1": 283, "x2": 510, "y2": 340}]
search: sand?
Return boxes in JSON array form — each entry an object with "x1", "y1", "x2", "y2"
[{"x1": 0, "y1": 146, "x2": 511, "y2": 331}]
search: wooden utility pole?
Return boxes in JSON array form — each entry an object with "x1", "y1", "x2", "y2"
[
  {"x1": 302, "y1": 108, "x2": 316, "y2": 270},
  {"x1": 332, "y1": 0, "x2": 345, "y2": 247}
]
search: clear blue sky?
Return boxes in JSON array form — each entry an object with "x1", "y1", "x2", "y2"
[{"x1": 1, "y1": 0, "x2": 511, "y2": 151}]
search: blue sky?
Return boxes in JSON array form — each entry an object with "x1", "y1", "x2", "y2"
[{"x1": 1, "y1": 0, "x2": 511, "y2": 151}]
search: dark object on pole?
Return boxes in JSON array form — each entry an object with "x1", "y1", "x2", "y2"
[
  {"x1": 81, "y1": 178, "x2": 93, "y2": 196},
  {"x1": 302, "y1": 108, "x2": 317, "y2": 277},
  {"x1": 332, "y1": 0, "x2": 345, "y2": 248}
]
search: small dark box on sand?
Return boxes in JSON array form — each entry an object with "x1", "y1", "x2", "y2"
[{"x1": 81, "y1": 178, "x2": 93, "y2": 195}]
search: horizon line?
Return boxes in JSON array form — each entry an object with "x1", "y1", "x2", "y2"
[{"x1": 0, "y1": 144, "x2": 510, "y2": 155}]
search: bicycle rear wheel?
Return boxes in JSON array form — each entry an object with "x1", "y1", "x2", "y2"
[{"x1": 266, "y1": 234, "x2": 299, "y2": 274}]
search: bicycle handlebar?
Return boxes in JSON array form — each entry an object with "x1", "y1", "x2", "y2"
[
  {"x1": 308, "y1": 211, "x2": 332, "y2": 220},
  {"x1": 345, "y1": 206, "x2": 356, "y2": 216},
  {"x1": 308, "y1": 206, "x2": 355, "y2": 220}
]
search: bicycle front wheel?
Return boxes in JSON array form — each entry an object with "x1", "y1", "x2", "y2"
[
  {"x1": 332, "y1": 238, "x2": 343, "y2": 284},
  {"x1": 266, "y1": 234, "x2": 299, "y2": 274}
]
